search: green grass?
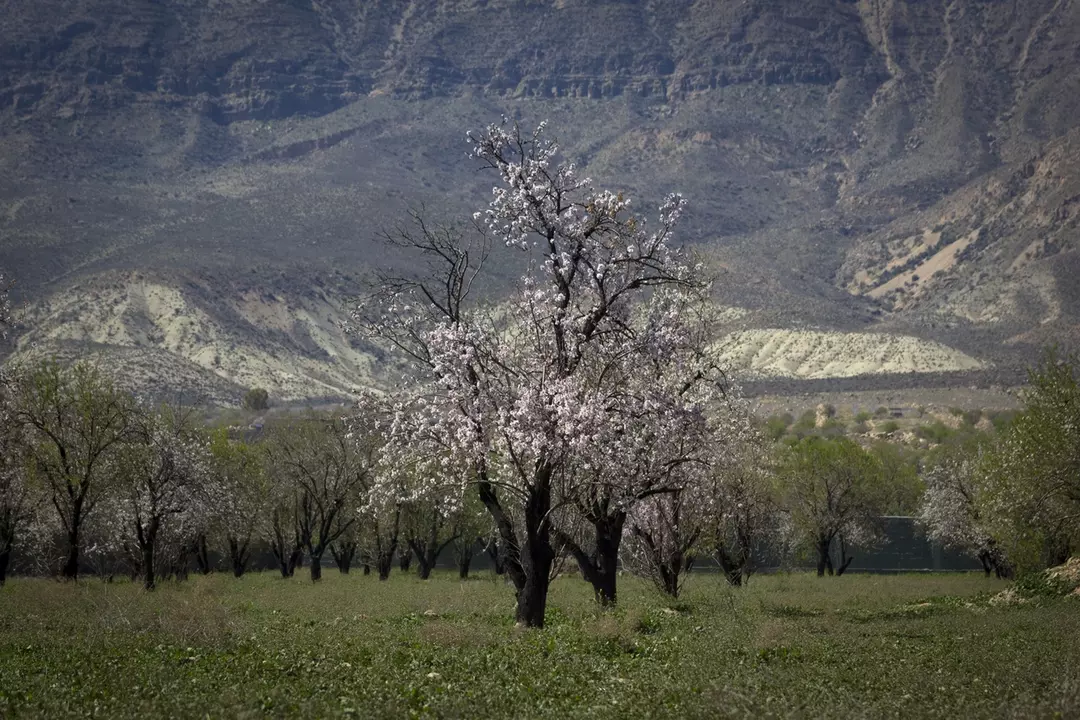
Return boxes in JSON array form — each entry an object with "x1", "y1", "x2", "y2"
[{"x1": 1, "y1": 571, "x2": 1077, "y2": 718}]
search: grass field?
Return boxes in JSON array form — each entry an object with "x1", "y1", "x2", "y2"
[{"x1": 1, "y1": 570, "x2": 1077, "y2": 718}]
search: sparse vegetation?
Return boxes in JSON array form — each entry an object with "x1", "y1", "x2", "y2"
[{"x1": 879, "y1": 420, "x2": 900, "y2": 435}]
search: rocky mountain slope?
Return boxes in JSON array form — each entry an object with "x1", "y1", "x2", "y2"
[{"x1": 2, "y1": 0, "x2": 1078, "y2": 402}]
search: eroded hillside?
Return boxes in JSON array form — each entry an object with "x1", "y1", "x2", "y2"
[{"x1": 2, "y1": 0, "x2": 1079, "y2": 402}]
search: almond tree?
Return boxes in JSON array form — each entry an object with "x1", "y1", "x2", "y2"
[
  {"x1": 402, "y1": 497, "x2": 460, "y2": 580},
  {"x1": 775, "y1": 436, "x2": 889, "y2": 577},
  {"x1": 552, "y1": 291, "x2": 747, "y2": 605},
  {"x1": 919, "y1": 446, "x2": 1011, "y2": 578},
  {"x1": 622, "y1": 488, "x2": 699, "y2": 598},
  {"x1": 329, "y1": 513, "x2": 361, "y2": 574},
  {"x1": 264, "y1": 413, "x2": 377, "y2": 582},
  {"x1": 264, "y1": 485, "x2": 304, "y2": 579},
  {"x1": 109, "y1": 404, "x2": 211, "y2": 590},
  {"x1": 698, "y1": 439, "x2": 785, "y2": 587},
  {"x1": 0, "y1": 378, "x2": 38, "y2": 585},
  {"x1": 449, "y1": 493, "x2": 490, "y2": 579},
  {"x1": 208, "y1": 428, "x2": 267, "y2": 578},
  {"x1": 619, "y1": 416, "x2": 767, "y2": 597},
  {"x1": 16, "y1": 360, "x2": 134, "y2": 580},
  {"x1": 354, "y1": 120, "x2": 710, "y2": 627},
  {"x1": 360, "y1": 491, "x2": 401, "y2": 581},
  {"x1": 392, "y1": 451, "x2": 474, "y2": 580}
]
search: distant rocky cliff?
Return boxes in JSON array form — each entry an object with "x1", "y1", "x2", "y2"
[{"x1": 2, "y1": 0, "x2": 1079, "y2": 402}]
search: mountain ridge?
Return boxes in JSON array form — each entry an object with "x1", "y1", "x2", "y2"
[{"x1": 3, "y1": 0, "x2": 1079, "y2": 403}]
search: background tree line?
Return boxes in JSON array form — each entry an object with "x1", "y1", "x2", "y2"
[{"x1": 3, "y1": 348, "x2": 1074, "y2": 606}]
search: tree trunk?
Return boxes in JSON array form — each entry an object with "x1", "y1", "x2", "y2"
[
  {"x1": 0, "y1": 547, "x2": 10, "y2": 586},
  {"x1": 717, "y1": 557, "x2": 743, "y2": 587},
  {"x1": 62, "y1": 526, "x2": 80, "y2": 580},
  {"x1": 270, "y1": 521, "x2": 298, "y2": 579},
  {"x1": 228, "y1": 535, "x2": 250, "y2": 578},
  {"x1": 716, "y1": 548, "x2": 743, "y2": 587},
  {"x1": 140, "y1": 525, "x2": 158, "y2": 591},
  {"x1": 362, "y1": 563, "x2": 371, "y2": 576},
  {"x1": 142, "y1": 543, "x2": 155, "y2": 591},
  {"x1": 560, "y1": 512, "x2": 624, "y2": 606},
  {"x1": 309, "y1": 554, "x2": 323, "y2": 582},
  {"x1": 661, "y1": 564, "x2": 680, "y2": 598},
  {"x1": 409, "y1": 540, "x2": 440, "y2": 581},
  {"x1": 173, "y1": 543, "x2": 190, "y2": 583},
  {"x1": 398, "y1": 547, "x2": 413, "y2": 573},
  {"x1": 835, "y1": 535, "x2": 853, "y2": 576},
  {"x1": 274, "y1": 551, "x2": 291, "y2": 578},
  {"x1": 484, "y1": 537, "x2": 505, "y2": 575},
  {"x1": 0, "y1": 521, "x2": 13, "y2": 586},
  {"x1": 194, "y1": 534, "x2": 211, "y2": 575},
  {"x1": 590, "y1": 513, "x2": 623, "y2": 605},
  {"x1": 288, "y1": 547, "x2": 303, "y2": 577},
  {"x1": 60, "y1": 494, "x2": 86, "y2": 581},
  {"x1": 476, "y1": 467, "x2": 553, "y2": 627},
  {"x1": 816, "y1": 537, "x2": 831, "y2": 577},
  {"x1": 454, "y1": 538, "x2": 475, "y2": 580},
  {"x1": 515, "y1": 481, "x2": 555, "y2": 628},
  {"x1": 377, "y1": 551, "x2": 394, "y2": 581},
  {"x1": 271, "y1": 542, "x2": 301, "y2": 578},
  {"x1": 330, "y1": 541, "x2": 356, "y2": 574}
]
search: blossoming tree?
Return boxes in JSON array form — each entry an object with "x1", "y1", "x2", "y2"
[
  {"x1": 551, "y1": 289, "x2": 749, "y2": 604},
  {"x1": 619, "y1": 415, "x2": 774, "y2": 596},
  {"x1": 110, "y1": 403, "x2": 212, "y2": 590},
  {"x1": 207, "y1": 427, "x2": 268, "y2": 578},
  {"x1": 0, "y1": 377, "x2": 37, "y2": 585},
  {"x1": 918, "y1": 445, "x2": 1011, "y2": 578},
  {"x1": 353, "y1": 120, "x2": 725, "y2": 626},
  {"x1": 698, "y1": 435, "x2": 785, "y2": 587}
]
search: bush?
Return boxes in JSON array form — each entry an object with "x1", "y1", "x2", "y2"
[
  {"x1": 793, "y1": 410, "x2": 817, "y2": 434},
  {"x1": 242, "y1": 388, "x2": 269, "y2": 411},
  {"x1": 765, "y1": 415, "x2": 791, "y2": 441},
  {"x1": 915, "y1": 422, "x2": 953, "y2": 444}
]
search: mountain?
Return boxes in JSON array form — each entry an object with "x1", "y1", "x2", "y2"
[{"x1": 2, "y1": 0, "x2": 1078, "y2": 403}]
